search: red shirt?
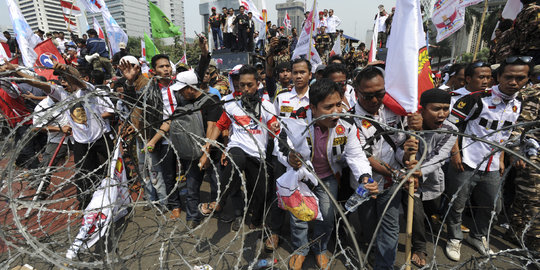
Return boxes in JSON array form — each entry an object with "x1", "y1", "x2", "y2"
[{"x1": 0, "y1": 87, "x2": 32, "y2": 127}]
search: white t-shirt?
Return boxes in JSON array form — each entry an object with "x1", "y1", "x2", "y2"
[
  {"x1": 33, "y1": 96, "x2": 70, "y2": 144},
  {"x1": 377, "y1": 15, "x2": 389, "y2": 33},
  {"x1": 48, "y1": 83, "x2": 107, "y2": 144}
]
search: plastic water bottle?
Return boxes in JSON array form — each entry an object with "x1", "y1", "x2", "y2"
[
  {"x1": 253, "y1": 258, "x2": 278, "y2": 269},
  {"x1": 345, "y1": 178, "x2": 375, "y2": 212},
  {"x1": 193, "y1": 265, "x2": 213, "y2": 270}
]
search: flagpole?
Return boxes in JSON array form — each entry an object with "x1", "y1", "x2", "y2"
[
  {"x1": 308, "y1": 0, "x2": 317, "y2": 61},
  {"x1": 472, "y1": 0, "x2": 488, "y2": 61}
]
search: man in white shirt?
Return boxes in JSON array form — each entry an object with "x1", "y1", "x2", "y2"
[
  {"x1": 326, "y1": 9, "x2": 342, "y2": 40},
  {"x1": 224, "y1": 8, "x2": 237, "y2": 49},
  {"x1": 375, "y1": 5, "x2": 389, "y2": 48}
]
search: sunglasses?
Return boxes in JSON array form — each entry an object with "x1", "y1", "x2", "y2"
[
  {"x1": 335, "y1": 81, "x2": 347, "y2": 87},
  {"x1": 359, "y1": 90, "x2": 386, "y2": 100},
  {"x1": 505, "y1": 56, "x2": 533, "y2": 64},
  {"x1": 470, "y1": 61, "x2": 490, "y2": 68}
]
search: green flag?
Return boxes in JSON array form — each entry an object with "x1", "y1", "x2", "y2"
[
  {"x1": 144, "y1": 33, "x2": 160, "y2": 63},
  {"x1": 149, "y1": 1, "x2": 182, "y2": 38}
]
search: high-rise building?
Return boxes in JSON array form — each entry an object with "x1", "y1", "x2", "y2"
[
  {"x1": 87, "y1": 0, "x2": 184, "y2": 39},
  {"x1": 276, "y1": 0, "x2": 305, "y2": 32},
  {"x1": 17, "y1": 0, "x2": 81, "y2": 34}
]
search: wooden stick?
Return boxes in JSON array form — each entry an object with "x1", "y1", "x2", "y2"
[
  {"x1": 404, "y1": 134, "x2": 418, "y2": 270},
  {"x1": 472, "y1": 0, "x2": 489, "y2": 61}
]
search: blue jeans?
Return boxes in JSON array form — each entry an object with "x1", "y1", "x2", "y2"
[
  {"x1": 211, "y1": 27, "x2": 223, "y2": 49},
  {"x1": 357, "y1": 184, "x2": 402, "y2": 270},
  {"x1": 290, "y1": 175, "x2": 338, "y2": 256},
  {"x1": 445, "y1": 165, "x2": 501, "y2": 241},
  {"x1": 137, "y1": 140, "x2": 170, "y2": 207},
  {"x1": 181, "y1": 159, "x2": 205, "y2": 221}
]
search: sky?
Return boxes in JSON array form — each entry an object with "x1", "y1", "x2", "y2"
[{"x1": 0, "y1": 0, "x2": 396, "y2": 43}]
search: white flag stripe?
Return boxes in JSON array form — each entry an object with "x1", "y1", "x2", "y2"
[
  {"x1": 6, "y1": 0, "x2": 41, "y2": 67},
  {"x1": 385, "y1": 0, "x2": 424, "y2": 113},
  {"x1": 102, "y1": 8, "x2": 128, "y2": 55}
]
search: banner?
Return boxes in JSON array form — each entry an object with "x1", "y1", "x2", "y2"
[
  {"x1": 459, "y1": 0, "x2": 483, "y2": 8},
  {"x1": 66, "y1": 140, "x2": 131, "y2": 260},
  {"x1": 291, "y1": 0, "x2": 321, "y2": 73},
  {"x1": 6, "y1": 0, "x2": 41, "y2": 67},
  {"x1": 102, "y1": 9, "x2": 128, "y2": 55},
  {"x1": 384, "y1": 0, "x2": 434, "y2": 115},
  {"x1": 432, "y1": 0, "x2": 465, "y2": 42},
  {"x1": 144, "y1": 33, "x2": 160, "y2": 63},
  {"x1": 34, "y1": 39, "x2": 66, "y2": 80},
  {"x1": 149, "y1": 1, "x2": 182, "y2": 38}
]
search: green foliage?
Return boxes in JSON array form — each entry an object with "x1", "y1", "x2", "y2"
[
  {"x1": 124, "y1": 36, "x2": 202, "y2": 67},
  {"x1": 458, "y1": 47, "x2": 489, "y2": 63}
]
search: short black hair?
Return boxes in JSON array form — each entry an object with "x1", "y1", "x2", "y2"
[
  {"x1": 86, "y1": 29, "x2": 97, "y2": 36},
  {"x1": 449, "y1": 63, "x2": 465, "y2": 76},
  {"x1": 90, "y1": 70, "x2": 105, "y2": 85},
  {"x1": 353, "y1": 65, "x2": 385, "y2": 87},
  {"x1": 323, "y1": 63, "x2": 348, "y2": 78},
  {"x1": 151, "y1": 54, "x2": 170, "y2": 69},
  {"x1": 498, "y1": 56, "x2": 533, "y2": 77},
  {"x1": 239, "y1": 65, "x2": 260, "y2": 81},
  {"x1": 292, "y1": 58, "x2": 312, "y2": 73},
  {"x1": 3, "y1": 31, "x2": 9, "y2": 35},
  {"x1": 464, "y1": 62, "x2": 490, "y2": 78},
  {"x1": 328, "y1": 55, "x2": 345, "y2": 65},
  {"x1": 276, "y1": 61, "x2": 292, "y2": 74},
  {"x1": 309, "y1": 78, "x2": 343, "y2": 107}
]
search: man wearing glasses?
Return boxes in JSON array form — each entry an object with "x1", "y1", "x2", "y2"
[
  {"x1": 445, "y1": 56, "x2": 533, "y2": 261},
  {"x1": 351, "y1": 66, "x2": 421, "y2": 269}
]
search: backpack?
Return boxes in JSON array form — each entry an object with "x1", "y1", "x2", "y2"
[{"x1": 169, "y1": 95, "x2": 212, "y2": 160}]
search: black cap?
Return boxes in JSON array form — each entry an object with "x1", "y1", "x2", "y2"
[{"x1": 420, "y1": 88, "x2": 451, "y2": 107}]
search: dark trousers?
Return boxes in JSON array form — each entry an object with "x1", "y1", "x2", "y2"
[
  {"x1": 237, "y1": 28, "x2": 248, "y2": 52},
  {"x1": 15, "y1": 125, "x2": 40, "y2": 169},
  {"x1": 224, "y1": 33, "x2": 235, "y2": 49},
  {"x1": 220, "y1": 147, "x2": 268, "y2": 226},
  {"x1": 156, "y1": 144, "x2": 179, "y2": 210},
  {"x1": 73, "y1": 135, "x2": 113, "y2": 209},
  {"x1": 268, "y1": 155, "x2": 287, "y2": 234},
  {"x1": 182, "y1": 159, "x2": 205, "y2": 221},
  {"x1": 402, "y1": 193, "x2": 441, "y2": 254}
]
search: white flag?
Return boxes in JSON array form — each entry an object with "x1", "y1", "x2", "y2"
[
  {"x1": 329, "y1": 34, "x2": 341, "y2": 56},
  {"x1": 6, "y1": 0, "x2": 41, "y2": 67},
  {"x1": 102, "y1": 9, "x2": 128, "y2": 55},
  {"x1": 432, "y1": 0, "x2": 465, "y2": 42},
  {"x1": 66, "y1": 140, "x2": 131, "y2": 259},
  {"x1": 239, "y1": 0, "x2": 264, "y2": 24},
  {"x1": 385, "y1": 0, "x2": 425, "y2": 114},
  {"x1": 79, "y1": 0, "x2": 105, "y2": 13},
  {"x1": 501, "y1": 0, "x2": 523, "y2": 19},
  {"x1": 291, "y1": 0, "x2": 321, "y2": 73}
]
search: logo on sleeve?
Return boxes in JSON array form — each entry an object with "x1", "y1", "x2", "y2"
[
  {"x1": 335, "y1": 124, "x2": 345, "y2": 135},
  {"x1": 456, "y1": 101, "x2": 466, "y2": 109}
]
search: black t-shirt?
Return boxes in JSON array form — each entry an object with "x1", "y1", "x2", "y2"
[
  {"x1": 192, "y1": 94, "x2": 222, "y2": 131},
  {"x1": 235, "y1": 14, "x2": 250, "y2": 29}
]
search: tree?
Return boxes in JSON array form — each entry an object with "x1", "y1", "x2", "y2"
[
  {"x1": 126, "y1": 36, "x2": 142, "y2": 57},
  {"x1": 430, "y1": 38, "x2": 452, "y2": 69}
]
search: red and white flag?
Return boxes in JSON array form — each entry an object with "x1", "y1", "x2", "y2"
[
  {"x1": 284, "y1": 11, "x2": 292, "y2": 30},
  {"x1": 78, "y1": 0, "x2": 105, "y2": 13},
  {"x1": 291, "y1": 0, "x2": 321, "y2": 72},
  {"x1": 34, "y1": 39, "x2": 66, "y2": 80},
  {"x1": 141, "y1": 39, "x2": 146, "y2": 58},
  {"x1": 176, "y1": 51, "x2": 187, "y2": 66},
  {"x1": 93, "y1": 17, "x2": 105, "y2": 39},
  {"x1": 239, "y1": 0, "x2": 263, "y2": 24},
  {"x1": 329, "y1": 34, "x2": 341, "y2": 57},
  {"x1": 60, "y1": 0, "x2": 82, "y2": 26},
  {"x1": 384, "y1": 0, "x2": 434, "y2": 115}
]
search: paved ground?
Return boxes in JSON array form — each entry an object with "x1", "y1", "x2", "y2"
[{"x1": 1, "y1": 154, "x2": 537, "y2": 269}]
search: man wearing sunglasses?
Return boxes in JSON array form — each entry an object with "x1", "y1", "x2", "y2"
[
  {"x1": 449, "y1": 61, "x2": 491, "y2": 110},
  {"x1": 351, "y1": 65, "x2": 422, "y2": 269},
  {"x1": 445, "y1": 56, "x2": 533, "y2": 261}
]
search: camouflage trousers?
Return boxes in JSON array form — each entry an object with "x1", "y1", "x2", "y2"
[{"x1": 510, "y1": 155, "x2": 540, "y2": 251}]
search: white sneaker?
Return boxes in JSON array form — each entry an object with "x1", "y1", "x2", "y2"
[
  {"x1": 446, "y1": 239, "x2": 462, "y2": 261},
  {"x1": 466, "y1": 236, "x2": 495, "y2": 256}
]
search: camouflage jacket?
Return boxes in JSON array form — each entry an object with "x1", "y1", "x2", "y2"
[
  {"x1": 514, "y1": 4, "x2": 540, "y2": 54},
  {"x1": 315, "y1": 33, "x2": 331, "y2": 52},
  {"x1": 511, "y1": 83, "x2": 540, "y2": 157},
  {"x1": 491, "y1": 29, "x2": 517, "y2": 64}
]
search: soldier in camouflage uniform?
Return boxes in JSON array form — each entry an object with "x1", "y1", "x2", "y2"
[
  {"x1": 510, "y1": 65, "x2": 540, "y2": 252},
  {"x1": 492, "y1": 27, "x2": 517, "y2": 64},
  {"x1": 315, "y1": 26, "x2": 331, "y2": 64},
  {"x1": 513, "y1": 0, "x2": 540, "y2": 65},
  {"x1": 206, "y1": 61, "x2": 230, "y2": 95}
]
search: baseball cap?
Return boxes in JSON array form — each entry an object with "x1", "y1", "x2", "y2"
[
  {"x1": 211, "y1": 6, "x2": 216, "y2": 10},
  {"x1": 118, "y1": 42, "x2": 126, "y2": 49},
  {"x1": 170, "y1": 70, "x2": 199, "y2": 91},
  {"x1": 120, "y1": 55, "x2": 140, "y2": 67}
]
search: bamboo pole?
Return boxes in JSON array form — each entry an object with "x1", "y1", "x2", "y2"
[{"x1": 472, "y1": 0, "x2": 489, "y2": 61}]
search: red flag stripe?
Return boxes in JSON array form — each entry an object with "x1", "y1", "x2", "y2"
[
  {"x1": 63, "y1": 15, "x2": 77, "y2": 26},
  {"x1": 60, "y1": 0, "x2": 81, "y2": 12}
]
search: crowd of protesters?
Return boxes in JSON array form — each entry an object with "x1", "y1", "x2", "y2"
[{"x1": 0, "y1": 0, "x2": 538, "y2": 269}]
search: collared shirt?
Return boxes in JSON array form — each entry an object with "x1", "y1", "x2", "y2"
[
  {"x1": 449, "y1": 87, "x2": 472, "y2": 110},
  {"x1": 313, "y1": 125, "x2": 333, "y2": 179},
  {"x1": 377, "y1": 14, "x2": 389, "y2": 32},
  {"x1": 449, "y1": 85, "x2": 521, "y2": 171},
  {"x1": 353, "y1": 102, "x2": 405, "y2": 190},
  {"x1": 226, "y1": 15, "x2": 236, "y2": 33},
  {"x1": 326, "y1": 15, "x2": 342, "y2": 33},
  {"x1": 274, "y1": 87, "x2": 310, "y2": 119}
]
